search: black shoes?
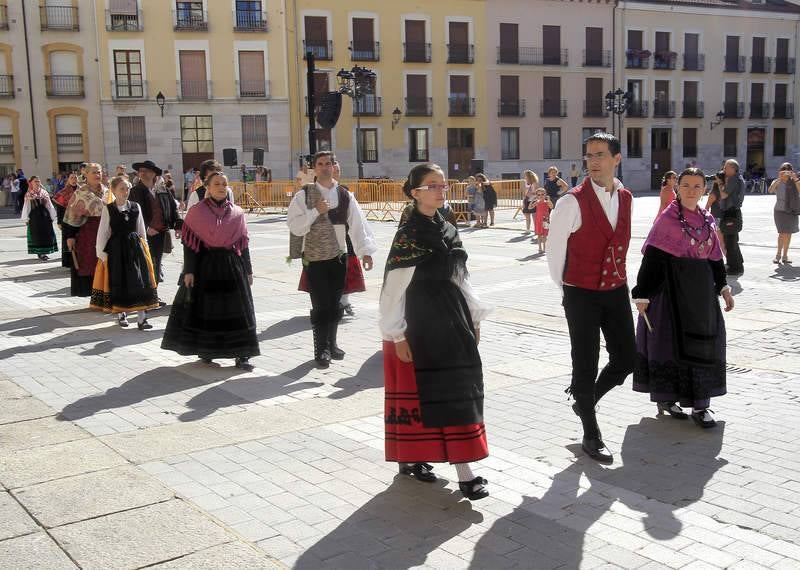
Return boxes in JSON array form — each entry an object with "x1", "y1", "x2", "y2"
[
  {"x1": 459, "y1": 476, "x2": 490, "y2": 500},
  {"x1": 200, "y1": 357, "x2": 213, "y2": 364},
  {"x1": 235, "y1": 357, "x2": 254, "y2": 371},
  {"x1": 657, "y1": 402, "x2": 689, "y2": 419},
  {"x1": 691, "y1": 409, "x2": 717, "y2": 428},
  {"x1": 118, "y1": 313, "x2": 129, "y2": 328},
  {"x1": 328, "y1": 320, "x2": 345, "y2": 361},
  {"x1": 582, "y1": 436, "x2": 613, "y2": 463},
  {"x1": 340, "y1": 303, "x2": 354, "y2": 317},
  {"x1": 398, "y1": 462, "x2": 437, "y2": 483},
  {"x1": 137, "y1": 319, "x2": 153, "y2": 331}
]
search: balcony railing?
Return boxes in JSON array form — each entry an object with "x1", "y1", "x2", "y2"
[
  {"x1": 682, "y1": 101, "x2": 704, "y2": 118},
  {"x1": 234, "y1": 9, "x2": 268, "y2": 31},
  {"x1": 177, "y1": 79, "x2": 211, "y2": 100},
  {"x1": 652, "y1": 100, "x2": 676, "y2": 118},
  {"x1": 583, "y1": 100, "x2": 609, "y2": 117},
  {"x1": 303, "y1": 40, "x2": 332, "y2": 60},
  {"x1": 236, "y1": 79, "x2": 270, "y2": 99},
  {"x1": 354, "y1": 96, "x2": 381, "y2": 116},
  {"x1": 626, "y1": 101, "x2": 649, "y2": 118},
  {"x1": 0, "y1": 75, "x2": 13, "y2": 98},
  {"x1": 683, "y1": 53, "x2": 705, "y2": 71},
  {"x1": 173, "y1": 9, "x2": 207, "y2": 31},
  {"x1": 626, "y1": 51, "x2": 650, "y2": 69},
  {"x1": 774, "y1": 103, "x2": 794, "y2": 119},
  {"x1": 404, "y1": 43, "x2": 431, "y2": 63},
  {"x1": 498, "y1": 99, "x2": 526, "y2": 117},
  {"x1": 405, "y1": 96, "x2": 432, "y2": 116},
  {"x1": 0, "y1": 5, "x2": 8, "y2": 30},
  {"x1": 111, "y1": 80, "x2": 146, "y2": 100},
  {"x1": 56, "y1": 133, "x2": 83, "y2": 153},
  {"x1": 45, "y1": 75, "x2": 84, "y2": 97},
  {"x1": 497, "y1": 47, "x2": 568, "y2": 66},
  {"x1": 749, "y1": 102, "x2": 770, "y2": 119},
  {"x1": 447, "y1": 44, "x2": 474, "y2": 64},
  {"x1": 774, "y1": 58, "x2": 796, "y2": 74},
  {"x1": 724, "y1": 101, "x2": 745, "y2": 118},
  {"x1": 449, "y1": 96, "x2": 475, "y2": 116},
  {"x1": 653, "y1": 51, "x2": 678, "y2": 70},
  {"x1": 540, "y1": 99, "x2": 567, "y2": 117},
  {"x1": 106, "y1": 10, "x2": 142, "y2": 31},
  {"x1": 724, "y1": 55, "x2": 746, "y2": 72},
  {"x1": 40, "y1": 5, "x2": 79, "y2": 31},
  {"x1": 0, "y1": 134, "x2": 13, "y2": 154},
  {"x1": 751, "y1": 56, "x2": 772, "y2": 74},
  {"x1": 583, "y1": 50, "x2": 611, "y2": 67},
  {"x1": 350, "y1": 41, "x2": 380, "y2": 62}
]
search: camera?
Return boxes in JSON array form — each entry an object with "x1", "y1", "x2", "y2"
[{"x1": 705, "y1": 171, "x2": 725, "y2": 183}]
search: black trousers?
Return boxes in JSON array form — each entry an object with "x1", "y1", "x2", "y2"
[
  {"x1": 147, "y1": 232, "x2": 166, "y2": 284},
  {"x1": 563, "y1": 285, "x2": 636, "y2": 436},
  {"x1": 307, "y1": 256, "x2": 346, "y2": 326},
  {"x1": 723, "y1": 232, "x2": 743, "y2": 273}
]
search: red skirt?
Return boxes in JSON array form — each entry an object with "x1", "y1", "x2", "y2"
[
  {"x1": 383, "y1": 340, "x2": 489, "y2": 464},
  {"x1": 298, "y1": 254, "x2": 366, "y2": 294}
]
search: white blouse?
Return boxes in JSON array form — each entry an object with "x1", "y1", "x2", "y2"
[
  {"x1": 21, "y1": 195, "x2": 57, "y2": 222},
  {"x1": 379, "y1": 266, "x2": 492, "y2": 342},
  {"x1": 95, "y1": 202, "x2": 146, "y2": 261}
]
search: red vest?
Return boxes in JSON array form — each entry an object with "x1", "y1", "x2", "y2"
[{"x1": 563, "y1": 179, "x2": 632, "y2": 291}]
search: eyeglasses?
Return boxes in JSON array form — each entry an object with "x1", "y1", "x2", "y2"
[
  {"x1": 415, "y1": 184, "x2": 449, "y2": 192},
  {"x1": 583, "y1": 152, "x2": 610, "y2": 162}
]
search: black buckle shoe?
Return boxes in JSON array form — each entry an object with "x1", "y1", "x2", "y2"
[
  {"x1": 328, "y1": 320, "x2": 345, "y2": 361},
  {"x1": 137, "y1": 319, "x2": 153, "y2": 331},
  {"x1": 235, "y1": 357, "x2": 254, "y2": 371},
  {"x1": 399, "y1": 462, "x2": 437, "y2": 483},
  {"x1": 459, "y1": 476, "x2": 489, "y2": 500},
  {"x1": 582, "y1": 436, "x2": 613, "y2": 463},
  {"x1": 691, "y1": 409, "x2": 717, "y2": 428},
  {"x1": 657, "y1": 402, "x2": 689, "y2": 419}
]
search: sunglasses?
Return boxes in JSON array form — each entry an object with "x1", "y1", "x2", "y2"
[{"x1": 415, "y1": 184, "x2": 449, "y2": 192}]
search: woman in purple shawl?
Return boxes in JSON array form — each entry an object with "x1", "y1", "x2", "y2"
[
  {"x1": 632, "y1": 168, "x2": 735, "y2": 428},
  {"x1": 161, "y1": 171, "x2": 258, "y2": 370}
]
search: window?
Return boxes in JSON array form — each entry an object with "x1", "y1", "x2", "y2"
[
  {"x1": 180, "y1": 115, "x2": 213, "y2": 153},
  {"x1": 627, "y1": 128, "x2": 642, "y2": 158},
  {"x1": 235, "y1": 1, "x2": 265, "y2": 30},
  {"x1": 501, "y1": 127, "x2": 519, "y2": 160},
  {"x1": 774, "y1": 128, "x2": 786, "y2": 156},
  {"x1": 409, "y1": 128, "x2": 428, "y2": 162},
  {"x1": 683, "y1": 128, "x2": 697, "y2": 157},
  {"x1": 359, "y1": 128, "x2": 378, "y2": 162},
  {"x1": 351, "y1": 17, "x2": 377, "y2": 61},
  {"x1": 179, "y1": 50, "x2": 208, "y2": 100},
  {"x1": 118, "y1": 116, "x2": 146, "y2": 154},
  {"x1": 304, "y1": 16, "x2": 331, "y2": 59},
  {"x1": 499, "y1": 23, "x2": 518, "y2": 63},
  {"x1": 543, "y1": 128, "x2": 561, "y2": 159},
  {"x1": 175, "y1": 1, "x2": 205, "y2": 30},
  {"x1": 113, "y1": 50, "x2": 143, "y2": 98},
  {"x1": 238, "y1": 51, "x2": 266, "y2": 98},
  {"x1": 241, "y1": 115, "x2": 268, "y2": 152},
  {"x1": 723, "y1": 128, "x2": 737, "y2": 157}
]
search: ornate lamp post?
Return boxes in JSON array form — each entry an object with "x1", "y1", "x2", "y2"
[
  {"x1": 155, "y1": 91, "x2": 166, "y2": 117},
  {"x1": 336, "y1": 66, "x2": 376, "y2": 179},
  {"x1": 605, "y1": 88, "x2": 634, "y2": 182}
]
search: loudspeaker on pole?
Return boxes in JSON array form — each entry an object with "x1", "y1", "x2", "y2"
[
  {"x1": 252, "y1": 148, "x2": 265, "y2": 166},
  {"x1": 222, "y1": 148, "x2": 238, "y2": 167}
]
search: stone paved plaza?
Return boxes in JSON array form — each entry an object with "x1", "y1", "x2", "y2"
[{"x1": 0, "y1": 195, "x2": 799, "y2": 569}]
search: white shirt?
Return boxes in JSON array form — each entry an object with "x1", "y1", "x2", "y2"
[
  {"x1": 21, "y1": 194, "x2": 57, "y2": 222},
  {"x1": 379, "y1": 267, "x2": 492, "y2": 342},
  {"x1": 95, "y1": 201, "x2": 147, "y2": 262},
  {"x1": 547, "y1": 178, "x2": 629, "y2": 289},
  {"x1": 186, "y1": 188, "x2": 235, "y2": 211},
  {"x1": 295, "y1": 170, "x2": 315, "y2": 188},
  {"x1": 286, "y1": 180, "x2": 377, "y2": 258}
]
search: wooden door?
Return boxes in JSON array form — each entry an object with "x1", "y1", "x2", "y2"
[
  {"x1": 447, "y1": 129, "x2": 474, "y2": 180},
  {"x1": 543, "y1": 25, "x2": 561, "y2": 64},
  {"x1": 651, "y1": 128, "x2": 672, "y2": 189},
  {"x1": 449, "y1": 21, "x2": 469, "y2": 62},
  {"x1": 352, "y1": 17, "x2": 374, "y2": 55},
  {"x1": 585, "y1": 77, "x2": 603, "y2": 115},
  {"x1": 406, "y1": 74, "x2": 428, "y2": 114},
  {"x1": 585, "y1": 27, "x2": 602, "y2": 65},
  {"x1": 405, "y1": 20, "x2": 426, "y2": 61},
  {"x1": 179, "y1": 50, "x2": 207, "y2": 99},
  {"x1": 543, "y1": 76, "x2": 561, "y2": 115},
  {"x1": 499, "y1": 23, "x2": 518, "y2": 63},
  {"x1": 500, "y1": 75, "x2": 519, "y2": 115},
  {"x1": 238, "y1": 51, "x2": 265, "y2": 97}
]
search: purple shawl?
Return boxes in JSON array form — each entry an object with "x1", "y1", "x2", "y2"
[
  {"x1": 644, "y1": 201, "x2": 722, "y2": 261},
  {"x1": 181, "y1": 197, "x2": 249, "y2": 255}
]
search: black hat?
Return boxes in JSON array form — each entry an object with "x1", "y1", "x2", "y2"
[{"x1": 132, "y1": 160, "x2": 163, "y2": 176}]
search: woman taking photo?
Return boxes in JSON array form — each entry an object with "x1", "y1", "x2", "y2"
[
  {"x1": 656, "y1": 171, "x2": 677, "y2": 222},
  {"x1": 380, "y1": 163, "x2": 491, "y2": 501},
  {"x1": 767, "y1": 163, "x2": 800, "y2": 265},
  {"x1": 20, "y1": 176, "x2": 58, "y2": 261},
  {"x1": 477, "y1": 174, "x2": 497, "y2": 226},
  {"x1": 521, "y1": 170, "x2": 538, "y2": 234},
  {"x1": 632, "y1": 168, "x2": 734, "y2": 428},
  {"x1": 161, "y1": 170, "x2": 258, "y2": 371}
]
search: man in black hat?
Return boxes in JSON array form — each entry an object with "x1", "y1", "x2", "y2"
[{"x1": 129, "y1": 160, "x2": 179, "y2": 306}]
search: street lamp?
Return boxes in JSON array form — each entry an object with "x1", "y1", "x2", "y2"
[
  {"x1": 336, "y1": 65, "x2": 376, "y2": 179},
  {"x1": 710, "y1": 110, "x2": 726, "y2": 130},
  {"x1": 391, "y1": 107, "x2": 402, "y2": 130},
  {"x1": 605, "y1": 88, "x2": 634, "y2": 182},
  {"x1": 155, "y1": 91, "x2": 166, "y2": 117}
]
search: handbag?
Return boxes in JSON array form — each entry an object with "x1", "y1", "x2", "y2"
[
  {"x1": 720, "y1": 207, "x2": 742, "y2": 235},
  {"x1": 163, "y1": 230, "x2": 173, "y2": 254},
  {"x1": 784, "y1": 181, "x2": 800, "y2": 216},
  {"x1": 288, "y1": 184, "x2": 313, "y2": 260}
]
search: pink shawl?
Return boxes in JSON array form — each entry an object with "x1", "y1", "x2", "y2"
[
  {"x1": 644, "y1": 201, "x2": 722, "y2": 261},
  {"x1": 182, "y1": 197, "x2": 249, "y2": 255}
]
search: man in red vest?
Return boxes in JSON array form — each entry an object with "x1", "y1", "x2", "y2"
[{"x1": 547, "y1": 132, "x2": 636, "y2": 463}]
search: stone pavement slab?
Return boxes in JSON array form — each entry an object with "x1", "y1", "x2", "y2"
[
  {"x1": 0, "y1": 532, "x2": 77, "y2": 569},
  {"x1": 0, "y1": 491, "x2": 39, "y2": 541},
  {"x1": 149, "y1": 542, "x2": 286, "y2": 569},
  {"x1": 0, "y1": 416, "x2": 90, "y2": 452}
]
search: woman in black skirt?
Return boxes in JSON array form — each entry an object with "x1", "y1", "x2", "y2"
[
  {"x1": 20, "y1": 176, "x2": 58, "y2": 261},
  {"x1": 90, "y1": 176, "x2": 159, "y2": 329},
  {"x1": 53, "y1": 172, "x2": 79, "y2": 267},
  {"x1": 161, "y1": 170, "x2": 258, "y2": 371}
]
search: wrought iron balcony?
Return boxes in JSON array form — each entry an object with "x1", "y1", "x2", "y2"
[
  {"x1": 682, "y1": 101, "x2": 704, "y2": 118},
  {"x1": 683, "y1": 54, "x2": 705, "y2": 71},
  {"x1": 540, "y1": 99, "x2": 567, "y2": 117},
  {"x1": 177, "y1": 79, "x2": 212, "y2": 100},
  {"x1": 0, "y1": 75, "x2": 13, "y2": 98},
  {"x1": 626, "y1": 101, "x2": 649, "y2": 118},
  {"x1": 106, "y1": 9, "x2": 142, "y2": 31},
  {"x1": 447, "y1": 44, "x2": 474, "y2": 64},
  {"x1": 626, "y1": 50, "x2": 650, "y2": 69},
  {"x1": 350, "y1": 41, "x2": 380, "y2": 62},
  {"x1": 404, "y1": 43, "x2": 431, "y2": 63},
  {"x1": 56, "y1": 133, "x2": 83, "y2": 153},
  {"x1": 40, "y1": 5, "x2": 79, "y2": 31},
  {"x1": 111, "y1": 80, "x2": 147, "y2": 100},
  {"x1": 724, "y1": 55, "x2": 746, "y2": 72},
  {"x1": 583, "y1": 100, "x2": 609, "y2": 117},
  {"x1": 173, "y1": 9, "x2": 207, "y2": 31},
  {"x1": 751, "y1": 56, "x2": 772, "y2": 73},
  {"x1": 236, "y1": 80, "x2": 270, "y2": 99},
  {"x1": 234, "y1": 9, "x2": 268, "y2": 31},
  {"x1": 583, "y1": 50, "x2": 611, "y2": 67},
  {"x1": 449, "y1": 96, "x2": 475, "y2": 117},
  {"x1": 749, "y1": 102, "x2": 770, "y2": 119},
  {"x1": 773, "y1": 103, "x2": 794, "y2": 119},
  {"x1": 405, "y1": 97, "x2": 432, "y2": 116},
  {"x1": 354, "y1": 96, "x2": 382, "y2": 116},
  {"x1": 303, "y1": 40, "x2": 333, "y2": 60},
  {"x1": 774, "y1": 58, "x2": 796, "y2": 74},
  {"x1": 653, "y1": 51, "x2": 678, "y2": 70},
  {"x1": 723, "y1": 101, "x2": 745, "y2": 118},
  {"x1": 652, "y1": 100, "x2": 676, "y2": 118},
  {"x1": 497, "y1": 46, "x2": 568, "y2": 66},
  {"x1": 45, "y1": 75, "x2": 84, "y2": 97},
  {"x1": 497, "y1": 99, "x2": 526, "y2": 117}
]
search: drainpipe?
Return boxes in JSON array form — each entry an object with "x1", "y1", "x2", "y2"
[
  {"x1": 612, "y1": 0, "x2": 617, "y2": 134},
  {"x1": 91, "y1": 0, "x2": 105, "y2": 167},
  {"x1": 21, "y1": 1, "x2": 38, "y2": 161}
]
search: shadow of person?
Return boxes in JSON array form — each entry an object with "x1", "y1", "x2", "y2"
[
  {"x1": 727, "y1": 278, "x2": 744, "y2": 295},
  {"x1": 30, "y1": 286, "x2": 71, "y2": 298},
  {"x1": 770, "y1": 264, "x2": 800, "y2": 282},
  {"x1": 507, "y1": 235, "x2": 532, "y2": 243},
  {"x1": 0, "y1": 323, "x2": 157, "y2": 360},
  {"x1": 517, "y1": 252, "x2": 545, "y2": 262},
  {"x1": 11, "y1": 266, "x2": 69, "y2": 283},
  {"x1": 178, "y1": 361, "x2": 322, "y2": 422},
  {"x1": 294, "y1": 476, "x2": 484, "y2": 569},
  {"x1": 58, "y1": 363, "x2": 241, "y2": 421},
  {"x1": 328, "y1": 350, "x2": 383, "y2": 400},
  {"x1": 258, "y1": 315, "x2": 311, "y2": 341},
  {"x1": 0, "y1": 308, "x2": 94, "y2": 336},
  {"x1": 0, "y1": 257, "x2": 52, "y2": 267},
  {"x1": 470, "y1": 418, "x2": 726, "y2": 567}
]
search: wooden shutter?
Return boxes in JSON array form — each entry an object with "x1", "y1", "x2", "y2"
[
  {"x1": 352, "y1": 18, "x2": 374, "y2": 48},
  {"x1": 726, "y1": 36, "x2": 739, "y2": 58},
  {"x1": 752, "y1": 37, "x2": 765, "y2": 58},
  {"x1": 585, "y1": 77, "x2": 602, "y2": 102},
  {"x1": 543, "y1": 76, "x2": 560, "y2": 100},
  {"x1": 725, "y1": 82, "x2": 738, "y2": 103},
  {"x1": 110, "y1": 0, "x2": 137, "y2": 12},
  {"x1": 684, "y1": 33, "x2": 698, "y2": 55},
  {"x1": 405, "y1": 20, "x2": 425, "y2": 43},
  {"x1": 305, "y1": 16, "x2": 327, "y2": 41},
  {"x1": 628, "y1": 30, "x2": 642, "y2": 51},
  {"x1": 450, "y1": 76, "x2": 469, "y2": 97},
  {"x1": 586, "y1": 28, "x2": 602, "y2": 52},
  {"x1": 684, "y1": 81, "x2": 698, "y2": 102},
  {"x1": 239, "y1": 51, "x2": 265, "y2": 96},
  {"x1": 500, "y1": 76, "x2": 518, "y2": 101},
  {"x1": 775, "y1": 83, "x2": 787, "y2": 105},
  {"x1": 655, "y1": 32, "x2": 669, "y2": 53},
  {"x1": 449, "y1": 22, "x2": 468, "y2": 45},
  {"x1": 179, "y1": 51, "x2": 206, "y2": 82},
  {"x1": 543, "y1": 25, "x2": 560, "y2": 63},
  {"x1": 407, "y1": 74, "x2": 426, "y2": 95},
  {"x1": 683, "y1": 128, "x2": 696, "y2": 152},
  {"x1": 313, "y1": 72, "x2": 328, "y2": 98},
  {"x1": 777, "y1": 38, "x2": 789, "y2": 60},
  {"x1": 751, "y1": 83, "x2": 764, "y2": 104}
]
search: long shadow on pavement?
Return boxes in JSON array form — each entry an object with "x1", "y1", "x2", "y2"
[
  {"x1": 328, "y1": 350, "x2": 383, "y2": 400},
  {"x1": 258, "y1": 315, "x2": 310, "y2": 341},
  {"x1": 470, "y1": 417, "x2": 726, "y2": 568},
  {"x1": 770, "y1": 265, "x2": 800, "y2": 282},
  {"x1": 0, "y1": 309, "x2": 93, "y2": 336}
]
